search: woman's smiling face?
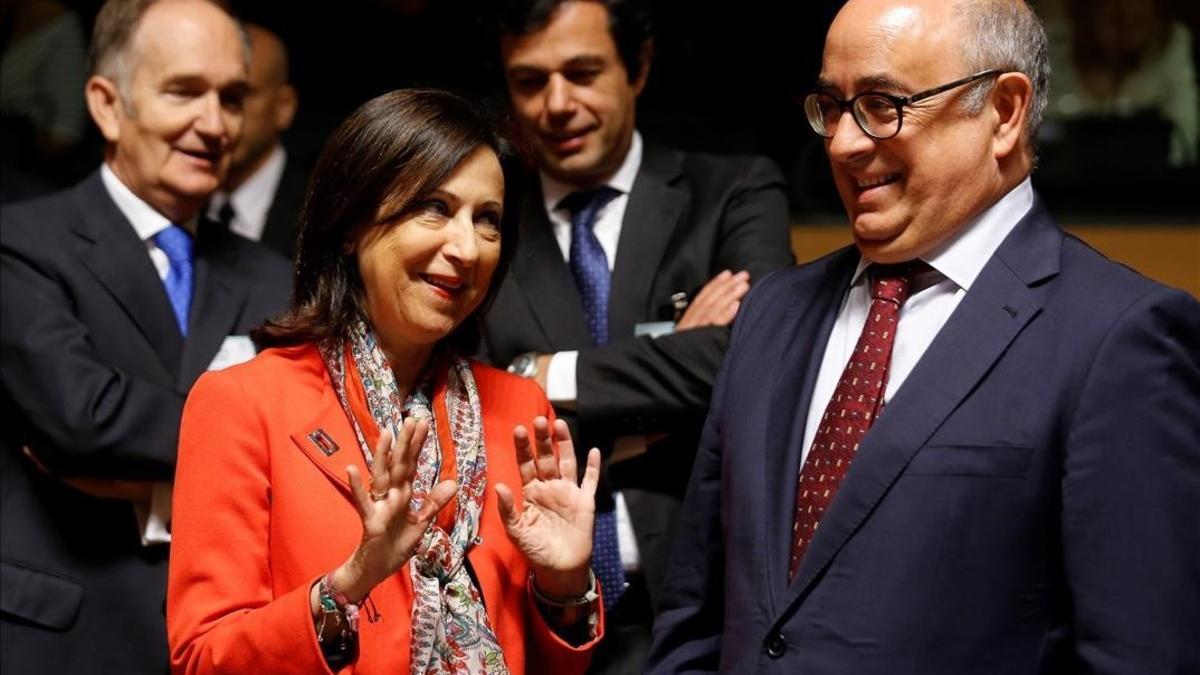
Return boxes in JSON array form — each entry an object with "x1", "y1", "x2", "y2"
[{"x1": 354, "y1": 146, "x2": 504, "y2": 360}]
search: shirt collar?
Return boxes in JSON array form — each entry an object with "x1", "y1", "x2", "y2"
[
  {"x1": 100, "y1": 163, "x2": 198, "y2": 240},
  {"x1": 210, "y1": 144, "x2": 287, "y2": 228},
  {"x1": 850, "y1": 177, "x2": 1034, "y2": 290},
  {"x1": 540, "y1": 130, "x2": 643, "y2": 216}
]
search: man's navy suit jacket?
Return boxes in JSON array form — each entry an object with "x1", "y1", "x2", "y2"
[{"x1": 647, "y1": 197, "x2": 1200, "y2": 674}]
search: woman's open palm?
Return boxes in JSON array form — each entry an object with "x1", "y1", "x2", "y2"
[
  {"x1": 344, "y1": 418, "x2": 456, "y2": 593},
  {"x1": 495, "y1": 417, "x2": 600, "y2": 575}
]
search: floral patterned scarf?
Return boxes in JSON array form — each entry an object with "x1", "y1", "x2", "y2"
[{"x1": 320, "y1": 320, "x2": 510, "y2": 674}]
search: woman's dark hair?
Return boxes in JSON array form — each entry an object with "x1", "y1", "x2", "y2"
[{"x1": 253, "y1": 88, "x2": 525, "y2": 351}]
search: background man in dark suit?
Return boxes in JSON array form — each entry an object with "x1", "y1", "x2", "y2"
[
  {"x1": 648, "y1": 0, "x2": 1200, "y2": 673},
  {"x1": 482, "y1": 0, "x2": 793, "y2": 671},
  {"x1": 206, "y1": 22, "x2": 306, "y2": 259},
  {"x1": 0, "y1": 1, "x2": 290, "y2": 672}
]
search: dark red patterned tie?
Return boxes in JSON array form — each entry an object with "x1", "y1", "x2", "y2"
[{"x1": 789, "y1": 262, "x2": 928, "y2": 579}]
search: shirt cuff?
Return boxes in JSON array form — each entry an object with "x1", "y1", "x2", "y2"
[
  {"x1": 544, "y1": 351, "x2": 579, "y2": 404},
  {"x1": 133, "y1": 481, "x2": 173, "y2": 546},
  {"x1": 614, "y1": 491, "x2": 642, "y2": 572}
]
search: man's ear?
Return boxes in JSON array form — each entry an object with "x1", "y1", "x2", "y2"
[
  {"x1": 85, "y1": 75, "x2": 124, "y2": 143},
  {"x1": 274, "y1": 84, "x2": 298, "y2": 133},
  {"x1": 632, "y1": 39, "x2": 653, "y2": 97},
  {"x1": 990, "y1": 71, "x2": 1031, "y2": 160}
]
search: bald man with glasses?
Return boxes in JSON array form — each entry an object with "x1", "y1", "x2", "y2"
[{"x1": 648, "y1": 1, "x2": 1200, "y2": 673}]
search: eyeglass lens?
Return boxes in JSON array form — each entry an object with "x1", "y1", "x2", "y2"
[{"x1": 806, "y1": 93, "x2": 902, "y2": 139}]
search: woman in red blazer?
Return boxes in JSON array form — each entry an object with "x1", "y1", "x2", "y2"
[{"x1": 168, "y1": 90, "x2": 604, "y2": 674}]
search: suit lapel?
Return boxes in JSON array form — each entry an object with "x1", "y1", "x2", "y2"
[
  {"x1": 289, "y1": 361, "x2": 370, "y2": 496},
  {"x1": 510, "y1": 187, "x2": 593, "y2": 348},
  {"x1": 783, "y1": 202, "x2": 1061, "y2": 610},
  {"x1": 74, "y1": 173, "x2": 185, "y2": 374},
  {"x1": 177, "y1": 233, "x2": 250, "y2": 386},
  {"x1": 608, "y1": 142, "x2": 688, "y2": 339},
  {"x1": 762, "y1": 249, "x2": 858, "y2": 609}
]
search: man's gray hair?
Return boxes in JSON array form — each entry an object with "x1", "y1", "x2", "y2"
[
  {"x1": 89, "y1": 0, "x2": 250, "y2": 104},
  {"x1": 955, "y1": 0, "x2": 1050, "y2": 149}
]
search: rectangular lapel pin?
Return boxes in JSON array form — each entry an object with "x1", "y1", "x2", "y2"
[{"x1": 307, "y1": 428, "x2": 339, "y2": 457}]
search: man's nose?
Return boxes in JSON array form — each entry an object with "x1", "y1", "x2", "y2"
[
  {"x1": 193, "y1": 92, "x2": 231, "y2": 139},
  {"x1": 826, "y1": 110, "x2": 875, "y2": 164},
  {"x1": 545, "y1": 74, "x2": 575, "y2": 117}
]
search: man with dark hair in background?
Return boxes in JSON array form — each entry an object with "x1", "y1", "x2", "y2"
[
  {"x1": 206, "y1": 21, "x2": 307, "y2": 259},
  {"x1": 0, "y1": 1, "x2": 290, "y2": 672},
  {"x1": 482, "y1": 1, "x2": 794, "y2": 672},
  {"x1": 648, "y1": 0, "x2": 1200, "y2": 672}
]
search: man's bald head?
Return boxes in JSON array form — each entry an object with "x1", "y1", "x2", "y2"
[
  {"x1": 227, "y1": 22, "x2": 297, "y2": 189},
  {"x1": 817, "y1": 0, "x2": 1046, "y2": 263},
  {"x1": 245, "y1": 24, "x2": 290, "y2": 90},
  {"x1": 90, "y1": 0, "x2": 249, "y2": 104},
  {"x1": 826, "y1": 0, "x2": 1047, "y2": 149}
]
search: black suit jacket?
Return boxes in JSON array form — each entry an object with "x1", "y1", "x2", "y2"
[
  {"x1": 257, "y1": 151, "x2": 310, "y2": 260},
  {"x1": 647, "y1": 197, "x2": 1200, "y2": 674},
  {"x1": 0, "y1": 171, "x2": 291, "y2": 674},
  {"x1": 480, "y1": 140, "x2": 793, "y2": 603}
]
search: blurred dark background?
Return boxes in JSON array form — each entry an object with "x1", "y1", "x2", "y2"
[{"x1": 3, "y1": 0, "x2": 1198, "y2": 225}]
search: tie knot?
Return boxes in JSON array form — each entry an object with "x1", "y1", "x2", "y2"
[
  {"x1": 558, "y1": 186, "x2": 620, "y2": 226},
  {"x1": 870, "y1": 260, "x2": 930, "y2": 305},
  {"x1": 217, "y1": 201, "x2": 236, "y2": 227},
  {"x1": 154, "y1": 225, "x2": 193, "y2": 266}
]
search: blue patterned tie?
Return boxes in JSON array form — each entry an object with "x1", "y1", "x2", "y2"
[
  {"x1": 592, "y1": 508, "x2": 625, "y2": 612},
  {"x1": 560, "y1": 187, "x2": 626, "y2": 610},
  {"x1": 561, "y1": 187, "x2": 619, "y2": 345},
  {"x1": 153, "y1": 225, "x2": 194, "y2": 336}
]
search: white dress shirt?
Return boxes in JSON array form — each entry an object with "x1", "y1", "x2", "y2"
[
  {"x1": 100, "y1": 163, "x2": 200, "y2": 545},
  {"x1": 799, "y1": 178, "x2": 1035, "y2": 466},
  {"x1": 100, "y1": 163, "x2": 197, "y2": 277},
  {"x1": 536, "y1": 132, "x2": 645, "y2": 570},
  {"x1": 207, "y1": 144, "x2": 287, "y2": 242}
]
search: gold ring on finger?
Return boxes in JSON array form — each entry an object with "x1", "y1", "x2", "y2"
[{"x1": 370, "y1": 489, "x2": 388, "y2": 502}]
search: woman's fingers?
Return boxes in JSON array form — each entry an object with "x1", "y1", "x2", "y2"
[
  {"x1": 516, "y1": 418, "x2": 583, "y2": 484},
  {"x1": 370, "y1": 426, "x2": 393, "y2": 495},
  {"x1": 553, "y1": 419, "x2": 578, "y2": 483},
  {"x1": 531, "y1": 416, "x2": 559, "y2": 480},
  {"x1": 580, "y1": 447, "x2": 601, "y2": 501},
  {"x1": 405, "y1": 419, "x2": 428, "y2": 483},
  {"x1": 386, "y1": 418, "x2": 429, "y2": 490},
  {"x1": 346, "y1": 464, "x2": 372, "y2": 519},
  {"x1": 512, "y1": 424, "x2": 538, "y2": 485},
  {"x1": 386, "y1": 419, "x2": 408, "y2": 483},
  {"x1": 386, "y1": 420, "x2": 405, "y2": 488},
  {"x1": 494, "y1": 482, "x2": 518, "y2": 528},
  {"x1": 413, "y1": 479, "x2": 456, "y2": 523}
]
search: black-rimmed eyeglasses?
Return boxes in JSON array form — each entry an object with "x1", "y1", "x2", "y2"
[{"x1": 804, "y1": 69, "x2": 1004, "y2": 140}]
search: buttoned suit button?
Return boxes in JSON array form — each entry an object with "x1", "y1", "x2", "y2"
[{"x1": 764, "y1": 632, "x2": 786, "y2": 658}]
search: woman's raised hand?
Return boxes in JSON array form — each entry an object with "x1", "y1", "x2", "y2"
[
  {"x1": 335, "y1": 418, "x2": 457, "y2": 602},
  {"x1": 495, "y1": 417, "x2": 601, "y2": 599}
]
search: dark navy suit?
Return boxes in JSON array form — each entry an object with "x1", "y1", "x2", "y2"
[
  {"x1": 647, "y1": 197, "x2": 1200, "y2": 674},
  {"x1": 0, "y1": 172, "x2": 291, "y2": 674}
]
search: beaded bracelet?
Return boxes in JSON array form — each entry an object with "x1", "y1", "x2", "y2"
[{"x1": 316, "y1": 573, "x2": 361, "y2": 651}]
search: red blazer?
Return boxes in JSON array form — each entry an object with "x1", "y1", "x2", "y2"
[{"x1": 168, "y1": 344, "x2": 600, "y2": 674}]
